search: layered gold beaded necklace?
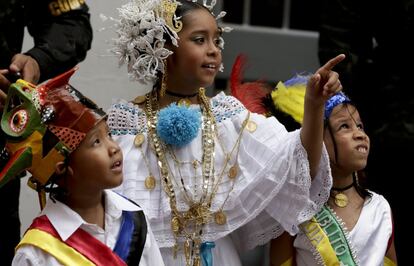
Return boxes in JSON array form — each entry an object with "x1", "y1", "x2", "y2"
[{"x1": 144, "y1": 88, "x2": 250, "y2": 266}]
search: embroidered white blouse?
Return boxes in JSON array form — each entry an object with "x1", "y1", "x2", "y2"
[
  {"x1": 12, "y1": 190, "x2": 165, "y2": 266},
  {"x1": 294, "y1": 192, "x2": 393, "y2": 266},
  {"x1": 108, "y1": 92, "x2": 332, "y2": 265}
]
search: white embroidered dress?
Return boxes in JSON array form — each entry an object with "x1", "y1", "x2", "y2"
[
  {"x1": 294, "y1": 192, "x2": 393, "y2": 266},
  {"x1": 108, "y1": 92, "x2": 332, "y2": 265}
]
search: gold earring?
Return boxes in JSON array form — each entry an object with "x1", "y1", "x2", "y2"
[
  {"x1": 354, "y1": 171, "x2": 359, "y2": 186},
  {"x1": 160, "y1": 61, "x2": 168, "y2": 98}
]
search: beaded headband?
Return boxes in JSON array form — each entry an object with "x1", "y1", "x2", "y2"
[
  {"x1": 112, "y1": 0, "x2": 230, "y2": 86},
  {"x1": 324, "y1": 91, "x2": 351, "y2": 120}
]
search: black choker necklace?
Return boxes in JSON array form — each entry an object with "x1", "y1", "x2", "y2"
[
  {"x1": 165, "y1": 90, "x2": 199, "y2": 98},
  {"x1": 332, "y1": 181, "x2": 354, "y2": 192}
]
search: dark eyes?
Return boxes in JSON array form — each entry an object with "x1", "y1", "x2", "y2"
[
  {"x1": 339, "y1": 123, "x2": 349, "y2": 130},
  {"x1": 92, "y1": 132, "x2": 112, "y2": 146},
  {"x1": 193, "y1": 36, "x2": 223, "y2": 48},
  {"x1": 93, "y1": 138, "x2": 101, "y2": 146},
  {"x1": 339, "y1": 123, "x2": 364, "y2": 130},
  {"x1": 193, "y1": 37, "x2": 205, "y2": 44}
]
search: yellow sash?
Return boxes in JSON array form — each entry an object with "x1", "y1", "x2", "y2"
[
  {"x1": 384, "y1": 256, "x2": 397, "y2": 266},
  {"x1": 16, "y1": 229, "x2": 95, "y2": 266},
  {"x1": 301, "y1": 217, "x2": 340, "y2": 265}
]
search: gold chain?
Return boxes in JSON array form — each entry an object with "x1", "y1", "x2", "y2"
[{"x1": 144, "y1": 88, "x2": 250, "y2": 265}]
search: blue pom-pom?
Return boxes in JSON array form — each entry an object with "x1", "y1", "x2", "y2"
[{"x1": 157, "y1": 103, "x2": 201, "y2": 147}]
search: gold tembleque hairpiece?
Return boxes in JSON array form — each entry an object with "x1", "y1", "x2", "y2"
[{"x1": 159, "y1": 0, "x2": 183, "y2": 33}]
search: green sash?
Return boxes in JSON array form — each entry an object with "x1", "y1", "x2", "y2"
[{"x1": 300, "y1": 205, "x2": 358, "y2": 265}]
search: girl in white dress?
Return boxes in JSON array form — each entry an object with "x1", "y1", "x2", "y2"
[
  {"x1": 107, "y1": 1, "x2": 344, "y2": 265},
  {"x1": 267, "y1": 89, "x2": 398, "y2": 265}
]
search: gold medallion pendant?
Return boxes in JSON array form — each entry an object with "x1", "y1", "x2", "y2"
[
  {"x1": 214, "y1": 210, "x2": 227, "y2": 225},
  {"x1": 145, "y1": 175, "x2": 156, "y2": 190},
  {"x1": 333, "y1": 193, "x2": 348, "y2": 208},
  {"x1": 246, "y1": 120, "x2": 257, "y2": 133},
  {"x1": 134, "y1": 133, "x2": 145, "y2": 147},
  {"x1": 331, "y1": 178, "x2": 355, "y2": 208},
  {"x1": 133, "y1": 95, "x2": 146, "y2": 104},
  {"x1": 171, "y1": 216, "x2": 181, "y2": 234},
  {"x1": 177, "y1": 98, "x2": 192, "y2": 107},
  {"x1": 228, "y1": 165, "x2": 238, "y2": 179}
]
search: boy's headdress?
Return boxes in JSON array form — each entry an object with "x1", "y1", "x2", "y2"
[
  {"x1": 111, "y1": 0, "x2": 230, "y2": 86},
  {"x1": 0, "y1": 68, "x2": 106, "y2": 206}
]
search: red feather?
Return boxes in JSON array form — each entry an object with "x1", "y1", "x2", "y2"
[{"x1": 230, "y1": 54, "x2": 270, "y2": 115}]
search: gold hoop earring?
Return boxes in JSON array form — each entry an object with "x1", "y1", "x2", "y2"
[{"x1": 160, "y1": 61, "x2": 168, "y2": 98}]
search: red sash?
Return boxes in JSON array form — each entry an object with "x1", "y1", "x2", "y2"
[{"x1": 28, "y1": 215, "x2": 127, "y2": 266}]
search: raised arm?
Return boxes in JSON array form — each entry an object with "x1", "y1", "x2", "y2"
[{"x1": 301, "y1": 54, "x2": 345, "y2": 178}]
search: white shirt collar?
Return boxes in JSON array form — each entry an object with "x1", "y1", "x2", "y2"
[{"x1": 41, "y1": 190, "x2": 141, "y2": 241}]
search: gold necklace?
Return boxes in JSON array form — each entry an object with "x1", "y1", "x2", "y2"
[
  {"x1": 133, "y1": 133, "x2": 156, "y2": 190},
  {"x1": 144, "y1": 88, "x2": 250, "y2": 266},
  {"x1": 145, "y1": 89, "x2": 210, "y2": 266},
  {"x1": 167, "y1": 111, "x2": 249, "y2": 226},
  {"x1": 330, "y1": 181, "x2": 355, "y2": 208}
]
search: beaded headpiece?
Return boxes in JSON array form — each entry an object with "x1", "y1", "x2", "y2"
[
  {"x1": 112, "y1": 0, "x2": 230, "y2": 86},
  {"x1": 324, "y1": 91, "x2": 351, "y2": 120},
  {"x1": 0, "y1": 68, "x2": 106, "y2": 190}
]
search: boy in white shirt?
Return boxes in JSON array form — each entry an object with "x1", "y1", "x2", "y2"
[{"x1": 0, "y1": 68, "x2": 164, "y2": 266}]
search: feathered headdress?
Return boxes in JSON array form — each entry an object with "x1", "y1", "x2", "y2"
[
  {"x1": 230, "y1": 54, "x2": 270, "y2": 115},
  {"x1": 269, "y1": 75, "x2": 308, "y2": 124},
  {"x1": 229, "y1": 54, "x2": 307, "y2": 126},
  {"x1": 230, "y1": 55, "x2": 351, "y2": 128}
]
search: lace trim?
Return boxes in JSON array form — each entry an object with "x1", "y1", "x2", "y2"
[
  {"x1": 239, "y1": 140, "x2": 331, "y2": 251},
  {"x1": 107, "y1": 92, "x2": 245, "y2": 135},
  {"x1": 298, "y1": 144, "x2": 332, "y2": 224},
  {"x1": 107, "y1": 101, "x2": 146, "y2": 136}
]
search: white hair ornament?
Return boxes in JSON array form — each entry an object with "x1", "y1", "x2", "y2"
[{"x1": 112, "y1": 0, "x2": 231, "y2": 86}]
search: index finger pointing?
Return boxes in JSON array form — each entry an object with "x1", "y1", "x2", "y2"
[{"x1": 321, "y1": 54, "x2": 346, "y2": 71}]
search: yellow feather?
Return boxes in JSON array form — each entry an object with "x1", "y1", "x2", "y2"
[{"x1": 271, "y1": 81, "x2": 306, "y2": 124}]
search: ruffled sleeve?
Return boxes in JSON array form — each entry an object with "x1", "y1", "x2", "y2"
[{"x1": 210, "y1": 94, "x2": 332, "y2": 250}]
